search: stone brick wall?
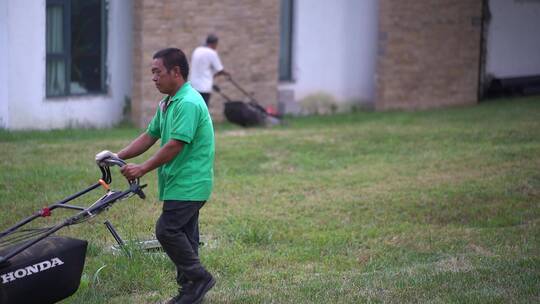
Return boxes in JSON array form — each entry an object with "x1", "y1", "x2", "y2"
[
  {"x1": 132, "y1": 0, "x2": 280, "y2": 127},
  {"x1": 376, "y1": 0, "x2": 484, "y2": 110}
]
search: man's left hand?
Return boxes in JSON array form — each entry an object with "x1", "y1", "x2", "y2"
[{"x1": 120, "y1": 163, "x2": 146, "y2": 180}]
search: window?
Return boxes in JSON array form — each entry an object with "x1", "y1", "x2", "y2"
[
  {"x1": 46, "y1": 0, "x2": 107, "y2": 97},
  {"x1": 279, "y1": 0, "x2": 294, "y2": 81}
]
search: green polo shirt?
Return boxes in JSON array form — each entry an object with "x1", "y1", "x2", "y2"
[{"x1": 146, "y1": 82, "x2": 214, "y2": 201}]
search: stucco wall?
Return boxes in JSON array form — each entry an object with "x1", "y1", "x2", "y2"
[
  {"x1": 279, "y1": 0, "x2": 378, "y2": 107},
  {"x1": 0, "y1": 0, "x2": 8, "y2": 128},
  {"x1": 486, "y1": 0, "x2": 540, "y2": 78},
  {"x1": 132, "y1": 0, "x2": 280, "y2": 126},
  {"x1": 3, "y1": 0, "x2": 132, "y2": 130},
  {"x1": 376, "y1": 0, "x2": 483, "y2": 110}
]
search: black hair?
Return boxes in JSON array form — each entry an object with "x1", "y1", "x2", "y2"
[
  {"x1": 153, "y1": 48, "x2": 189, "y2": 80},
  {"x1": 206, "y1": 34, "x2": 219, "y2": 45}
]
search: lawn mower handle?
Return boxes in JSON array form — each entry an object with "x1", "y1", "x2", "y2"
[
  {"x1": 98, "y1": 156, "x2": 146, "y2": 199},
  {"x1": 101, "y1": 157, "x2": 127, "y2": 168},
  {"x1": 0, "y1": 157, "x2": 147, "y2": 265}
]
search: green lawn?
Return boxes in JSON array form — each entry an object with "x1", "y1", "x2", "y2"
[{"x1": 1, "y1": 97, "x2": 539, "y2": 303}]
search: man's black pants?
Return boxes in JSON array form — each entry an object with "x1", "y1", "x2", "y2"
[{"x1": 156, "y1": 201, "x2": 208, "y2": 285}]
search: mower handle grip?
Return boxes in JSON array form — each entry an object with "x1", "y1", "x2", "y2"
[
  {"x1": 100, "y1": 157, "x2": 127, "y2": 168},
  {"x1": 98, "y1": 157, "x2": 146, "y2": 199}
]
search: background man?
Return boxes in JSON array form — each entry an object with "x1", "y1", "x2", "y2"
[
  {"x1": 96, "y1": 48, "x2": 215, "y2": 304},
  {"x1": 189, "y1": 34, "x2": 230, "y2": 107}
]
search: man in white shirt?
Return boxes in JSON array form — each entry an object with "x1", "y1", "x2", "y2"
[{"x1": 189, "y1": 34, "x2": 230, "y2": 107}]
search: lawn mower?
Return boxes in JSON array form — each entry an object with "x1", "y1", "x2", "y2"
[
  {"x1": 0, "y1": 157, "x2": 146, "y2": 304},
  {"x1": 213, "y1": 76, "x2": 282, "y2": 127}
]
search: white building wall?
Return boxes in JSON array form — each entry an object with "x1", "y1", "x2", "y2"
[
  {"x1": 4, "y1": 0, "x2": 132, "y2": 130},
  {"x1": 280, "y1": 0, "x2": 378, "y2": 106},
  {"x1": 0, "y1": 0, "x2": 9, "y2": 128},
  {"x1": 486, "y1": 0, "x2": 540, "y2": 78}
]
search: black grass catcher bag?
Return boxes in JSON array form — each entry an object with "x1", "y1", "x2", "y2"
[
  {"x1": 213, "y1": 76, "x2": 282, "y2": 127},
  {"x1": 224, "y1": 101, "x2": 269, "y2": 127},
  {"x1": 0, "y1": 237, "x2": 87, "y2": 304}
]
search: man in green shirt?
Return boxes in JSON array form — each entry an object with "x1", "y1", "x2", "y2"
[{"x1": 95, "y1": 48, "x2": 215, "y2": 304}]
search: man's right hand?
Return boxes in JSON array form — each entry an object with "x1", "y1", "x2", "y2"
[{"x1": 95, "y1": 150, "x2": 118, "y2": 166}]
